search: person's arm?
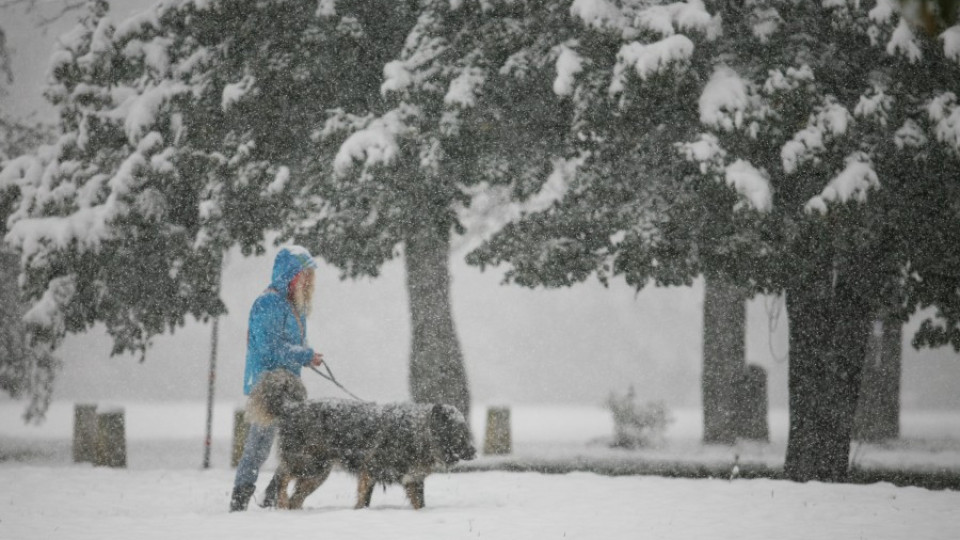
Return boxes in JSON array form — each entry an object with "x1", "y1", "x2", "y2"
[{"x1": 252, "y1": 294, "x2": 315, "y2": 371}]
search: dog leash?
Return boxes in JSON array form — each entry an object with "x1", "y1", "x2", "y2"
[{"x1": 308, "y1": 361, "x2": 365, "y2": 402}]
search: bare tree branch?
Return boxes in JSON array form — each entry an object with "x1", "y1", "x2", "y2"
[
  {"x1": 36, "y1": 0, "x2": 85, "y2": 27},
  {"x1": 0, "y1": 0, "x2": 87, "y2": 27},
  {"x1": 0, "y1": 0, "x2": 39, "y2": 12},
  {"x1": 0, "y1": 28, "x2": 12, "y2": 85}
]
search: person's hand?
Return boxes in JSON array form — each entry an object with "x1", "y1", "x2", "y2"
[{"x1": 311, "y1": 352, "x2": 324, "y2": 367}]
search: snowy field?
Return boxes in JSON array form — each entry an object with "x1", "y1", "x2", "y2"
[
  {"x1": 5, "y1": 467, "x2": 960, "y2": 540},
  {"x1": 2, "y1": 401, "x2": 960, "y2": 539}
]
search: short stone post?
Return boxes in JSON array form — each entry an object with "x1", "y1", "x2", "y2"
[
  {"x1": 735, "y1": 365, "x2": 769, "y2": 442},
  {"x1": 483, "y1": 406, "x2": 511, "y2": 455},
  {"x1": 95, "y1": 408, "x2": 127, "y2": 468},
  {"x1": 231, "y1": 408, "x2": 249, "y2": 468},
  {"x1": 73, "y1": 404, "x2": 98, "y2": 463}
]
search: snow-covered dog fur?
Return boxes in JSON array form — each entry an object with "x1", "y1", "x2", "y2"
[{"x1": 247, "y1": 370, "x2": 476, "y2": 510}]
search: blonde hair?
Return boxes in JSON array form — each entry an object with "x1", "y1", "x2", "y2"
[{"x1": 289, "y1": 268, "x2": 315, "y2": 317}]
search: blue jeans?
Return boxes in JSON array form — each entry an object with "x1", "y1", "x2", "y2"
[{"x1": 234, "y1": 422, "x2": 277, "y2": 488}]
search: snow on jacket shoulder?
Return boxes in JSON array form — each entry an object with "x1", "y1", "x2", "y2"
[{"x1": 242, "y1": 246, "x2": 317, "y2": 395}]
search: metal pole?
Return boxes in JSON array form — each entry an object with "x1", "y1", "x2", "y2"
[{"x1": 202, "y1": 315, "x2": 218, "y2": 469}]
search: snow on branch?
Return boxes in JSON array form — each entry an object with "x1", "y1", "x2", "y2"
[
  {"x1": 927, "y1": 92, "x2": 960, "y2": 152},
  {"x1": 104, "y1": 80, "x2": 190, "y2": 145},
  {"x1": 676, "y1": 132, "x2": 725, "y2": 174},
  {"x1": 380, "y1": 10, "x2": 447, "y2": 96},
  {"x1": 609, "y1": 35, "x2": 694, "y2": 95},
  {"x1": 114, "y1": 7, "x2": 161, "y2": 42},
  {"x1": 572, "y1": 0, "x2": 717, "y2": 39},
  {"x1": 676, "y1": 135, "x2": 770, "y2": 213},
  {"x1": 804, "y1": 153, "x2": 880, "y2": 214},
  {"x1": 699, "y1": 65, "x2": 751, "y2": 132},
  {"x1": 553, "y1": 42, "x2": 583, "y2": 97},
  {"x1": 635, "y1": 0, "x2": 719, "y2": 39},
  {"x1": 749, "y1": 6, "x2": 783, "y2": 43},
  {"x1": 3, "y1": 133, "x2": 172, "y2": 264},
  {"x1": 330, "y1": 106, "x2": 418, "y2": 178},
  {"x1": 894, "y1": 119, "x2": 928, "y2": 149},
  {"x1": 570, "y1": 0, "x2": 627, "y2": 32},
  {"x1": 444, "y1": 65, "x2": 486, "y2": 108},
  {"x1": 316, "y1": 0, "x2": 336, "y2": 17},
  {"x1": 762, "y1": 65, "x2": 814, "y2": 94},
  {"x1": 887, "y1": 18, "x2": 923, "y2": 62},
  {"x1": 942, "y1": 25, "x2": 960, "y2": 63},
  {"x1": 781, "y1": 99, "x2": 852, "y2": 174},
  {"x1": 1, "y1": 143, "x2": 64, "y2": 225},
  {"x1": 221, "y1": 75, "x2": 257, "y2": 112},
  {"x1": 21, "y1": 275, "x2": 75, "y2": 336},
  {"x1": 382, "y1": 60, "x2": 414, "y2": 94},
  {"x1": 121, "y1": 36, "x2": 175, "y2": 77},
  {"x1": 724, "y1": 159, "x2": 772, "y2": 213},
  {"x1": 854, "y1": 86, "x2": 893, "y2": 126},
  {"x1": 453, "y1": 157, "x2": 580, "y2": 254},
  {"x1": 868, "y1": 0, "x2": 897, "y2": 24},
  {"x1": 264, "y1": 166, "x2": 290, "y2": 195}
]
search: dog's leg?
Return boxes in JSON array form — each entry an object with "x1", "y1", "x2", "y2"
[
  {"x1": 355, "y1": 469, "x2": 375, "y2": 509},
  {"x1": 288, "y1": 462, "x2": 332, "y2": 510},
  {"x1": 404, "y1": 480, "x2": 425, "y2": 510},
  {"x1": 275, "y1": 466, "x2": 294, "y2": 510}
]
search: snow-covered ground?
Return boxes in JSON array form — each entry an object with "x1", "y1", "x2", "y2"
[
  {"x1": 2, "y1": 401, "x2": 960, "y2": 539},
  {"x1": 5, "y1": 466, "x2": 960, "y2": 540}
]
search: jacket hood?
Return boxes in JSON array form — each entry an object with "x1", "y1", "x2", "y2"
[{"x1": 270, "y1": 246, "x2": 317, "y2": 292}]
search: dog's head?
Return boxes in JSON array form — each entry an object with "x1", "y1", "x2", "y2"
[
  {"x1": 246, "y1": 369, "x2": 308, "y2": 426},
  {"x1": 428, "y1": 404, "x2": 476, "y2": 465}
]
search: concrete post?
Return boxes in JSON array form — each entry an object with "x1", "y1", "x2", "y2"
[
  {"x1": 72, "y1": 404, "x2": 98, "y2": 463},
  {"x1": 736, "y1": 365, "x2": 769, "y2": 442},
  {"x1": 95, "y1": 408, "x2": 126, "y2": 468},
  {"x1": 483, "y1": 406, "x2": 511, "y2": 455},
  {"x1": 231, "y1": 408, "x2": 249, "y2": 468}
]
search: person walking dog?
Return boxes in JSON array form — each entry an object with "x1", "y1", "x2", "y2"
[{"x1": 230, "y1": 246, "x2": 323, "y2": 512}]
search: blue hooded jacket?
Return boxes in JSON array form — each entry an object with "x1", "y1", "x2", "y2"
[{"x1": 243, "y1": 246, "x2": 318, "y2": 395}]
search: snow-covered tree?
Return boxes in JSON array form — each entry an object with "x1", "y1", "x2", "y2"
[
  {"x1": 471, "y1": 0, "x2": 960, "y2": 482},
  {"x1": 285, "y1": 0, "x2": 573, "y2": 418},
  {"x1": 0, "y1": 248, "x2": 59, "y2": 421},
  {"x1": 0, "y1": 0, "x2": 422, "y2": 352},
  {"x1": 0, "y1": 0, "x2": 571, "y2": 419},
  {"x1": 1, "y1": 5, "x2": 60, "y2": 422},
  {"x1": 0, "y1": 1, "x2": 228, "y2": 361}
]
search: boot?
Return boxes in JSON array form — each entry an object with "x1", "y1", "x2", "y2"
[
  {"x1": 259, "y1": 474, "x2": 280, "y2": 508},
  {"x1": 229, "y1": 483, "x2": 256, "y2": 512}
]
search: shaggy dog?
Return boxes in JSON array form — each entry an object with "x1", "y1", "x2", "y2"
[{"x1": 247, "y1": 370, "x2": 476, "y2": 510}]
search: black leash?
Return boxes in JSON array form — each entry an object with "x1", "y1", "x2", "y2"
[{"x1": 308, "y1": 361, "x2": 365, "y2": 402}]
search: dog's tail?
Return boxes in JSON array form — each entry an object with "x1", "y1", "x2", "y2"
[{"x1": 246, "y1": 369, "x2": 307, "y2": 426}]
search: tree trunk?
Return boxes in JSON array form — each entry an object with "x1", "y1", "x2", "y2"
[
  {"x1": 702, "y1": 274, "x2": 747, "y2": 444},
  {"x1": 784, "y1": 272, "x2": 872, "y2": 482},
  {"x1": 404, "y1": 226, "x2": 471, "y2": 420},
  {"x1": 853, "y1": 316, "x2": 901, "y2": 442}
]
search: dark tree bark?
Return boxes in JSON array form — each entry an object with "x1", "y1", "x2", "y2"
[
  {"x1": 784, "y1": 270, "x2": 873, "y2": 482},
  {"x1": 404, "y1": 225, "x2": 470, "y2": 420},
  {"x1": 702, "y1": 274, "x2": 747, "y2": 444},
  {"x1": 854, "y1": 316, "x2": 902, "y2": 442}
]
